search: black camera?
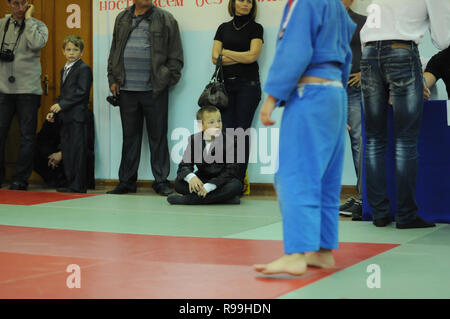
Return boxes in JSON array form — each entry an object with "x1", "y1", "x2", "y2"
[
  {"x1": 106, "y1": 95, "x2": 120, "y2": 107},
  {"x1": 0, "y1": 49, "x2": 14, "y2": 62}
]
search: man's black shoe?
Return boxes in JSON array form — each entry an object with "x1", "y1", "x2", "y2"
[
  {"x1": 339, "y1": 197, "x2": 356, "y2": 216},
  {"x1": 373, "y1": 216, "x2": 391, "y2": 227},
  {"x1": 352, "y1": 211, "x2": 363, "y2": 221},
  {"x1": 341, "y1": 200, "x2": 362, "y2": 220},
  {"x1": 106, "y1": 185, "x2": 136, "y2": 194},
  {"x1": 154, "y1": 183, "x2": 173, "y2": 196},
  {"x1": 9, "y1": 181, "x2": 28, "y2": 191},
  {"x1": 396, "y1": 216, "x2": 436, "y2": 229}
]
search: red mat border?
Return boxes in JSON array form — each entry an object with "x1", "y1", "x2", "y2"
[{"x1": 0, "y1": 189, "x2": 100, "y2": 206}]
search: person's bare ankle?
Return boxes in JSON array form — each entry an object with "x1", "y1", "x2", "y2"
[{"x1": 306, "y1": 249, "x2": 335, "y2": 269}]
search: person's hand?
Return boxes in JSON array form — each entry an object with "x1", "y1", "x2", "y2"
[
  {"x1": 50, "y1": 104, "x2": 61, "y2": 113},
  {"x1": 46, "y1": 112, "x2": 55, "y2": 123},
  {"x1": 347, "y1": 124, "x2": 351, "y2": 131},
  {"x1": 348, "y1": 72, "x2": 361, "y2": 87},
  {"x1": 48, "y1": 152, "x2": 62, "y2": 168},
  {"x1": 110, "y1": 83, "x2": 120, "y2": 97},
  {"x1": 25, "y1": 4, "x2": 34, "y2": 19},
  {"x1": 197, "y1": 187, "x2": 208, "y2": 198},
  {"x1": 188, "y1": 176, "x2": 204, "y2": 194},
  {"x1": 260, "y1": 95, "x2": 277, "y2": 126}
]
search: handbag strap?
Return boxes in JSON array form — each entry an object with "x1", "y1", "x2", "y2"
[{"x1": 211, "y1": 54, "x2": 225, "y2": 82}]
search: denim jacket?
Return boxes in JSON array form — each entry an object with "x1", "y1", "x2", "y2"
[{"x1": 107, "y1": 4, "x2": 184, "y2": 98}]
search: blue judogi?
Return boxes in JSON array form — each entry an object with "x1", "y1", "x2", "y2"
[{"x1": 264, "y1": 0, "x2": 356, "y2": 253}]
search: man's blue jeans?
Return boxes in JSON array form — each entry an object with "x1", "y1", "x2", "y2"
[
  {"x1": 347, "y1": 84, "x2": 363, "y2": 198},
  {"x1": 361, "y1": 42, "x2": 423, "y2": 224}
]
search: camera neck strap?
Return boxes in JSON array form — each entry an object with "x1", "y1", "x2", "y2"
[{"x1": 1, "y1": 18, "x2": 26, "y2": 54}]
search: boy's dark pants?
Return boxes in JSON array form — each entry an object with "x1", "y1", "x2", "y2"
[
  {"x1": 61, "y1": 121, "x2": 88, "y2": 193},
  {"x1": 174, "y1": 177, "x2": 242, "y2": 204}
]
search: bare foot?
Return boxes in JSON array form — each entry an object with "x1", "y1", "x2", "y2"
[
  {"x1": 305, "y1": 249, "x2": 335, "y2": 269},
  {"x1": 253, "y1": 254, "x2": 307, "y2": 276}
]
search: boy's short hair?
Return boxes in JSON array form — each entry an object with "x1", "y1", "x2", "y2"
[
  {"x1": 196, "y1": 106, "x2": 220, "y2": 121},
  {"x1": 62, "y1": 35, "x2": 85, "y2": 52}
]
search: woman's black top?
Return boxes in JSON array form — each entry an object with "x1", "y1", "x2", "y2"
[{"x1": 214, "y1": 15, "x2": 264, "y2": 80}]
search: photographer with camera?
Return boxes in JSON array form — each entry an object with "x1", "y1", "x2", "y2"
[{"x1": 0, "y1": 0, "x2": 48, "y2": 190}]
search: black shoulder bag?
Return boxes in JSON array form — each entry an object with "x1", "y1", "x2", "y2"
[{"x1": 198, "y1": 54, "x2": 229, "y2": 110}]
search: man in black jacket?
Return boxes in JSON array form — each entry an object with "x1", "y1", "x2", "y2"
[
  {"x1": 47, "y1": 35, "x2": 93, "y2": 193},
  {"x1": 168, "y1": 106, "x2": 242, "y2": 205},
  {"x1": 107, "y1": 0, "x2": 184, "y2": 196},
  {"x1": 424, "y1": 46, "x2": 450, "y2": 99}
]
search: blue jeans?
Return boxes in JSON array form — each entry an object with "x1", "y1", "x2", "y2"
[
  {"x1": 361, "y1": 42, "x2": 423, "y2": 224},
  {"x1": 347, "y1": 84, "x2": 363, "y2": 198}
]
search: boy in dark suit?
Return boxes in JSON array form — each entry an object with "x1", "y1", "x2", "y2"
[
  {"x1": 46, "y1": 35, "x2": 93, "y2": 193},
  {"x1": 167, "y1": 106, "x2": 242, "y2": 205}
]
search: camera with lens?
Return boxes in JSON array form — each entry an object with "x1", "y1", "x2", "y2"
[
  {"x1": 0, "y1": 49, "x2": 14, "y2": 62},
  {"x1": 106, "y1": 95, "x2": 120, "y2": 107}
]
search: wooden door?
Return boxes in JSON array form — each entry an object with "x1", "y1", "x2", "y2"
[
  {"x1": 1, "y1": 0, "x2": 93, "y2": 184},
  {"x1": 39, "y1": 0, "x2": 93, "y2": 129}
]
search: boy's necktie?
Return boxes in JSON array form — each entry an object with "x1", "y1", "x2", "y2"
[{"x1": 63, "y1": 67, "x2": 70, "y2": 83}]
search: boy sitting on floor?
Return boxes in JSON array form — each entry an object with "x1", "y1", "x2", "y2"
[{"x1": 167, "y1": 106, "x2": 242, "y2": 205}]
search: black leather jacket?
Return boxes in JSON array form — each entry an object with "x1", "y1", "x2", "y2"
[{"x1": 107, "y1": 4, "x2": 184, "y2": 98}]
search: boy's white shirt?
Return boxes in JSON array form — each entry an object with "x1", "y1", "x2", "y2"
[
  {"x1": 184, "y1": 141, "x2": 217, "y2": 193},
  {"x1": 63, "y1": 58, "x2": 81, "y2": 75}
]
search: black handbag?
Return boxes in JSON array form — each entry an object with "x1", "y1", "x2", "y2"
[{"x1": 198, "y1": 54, "x2": 228, "y2": 110}]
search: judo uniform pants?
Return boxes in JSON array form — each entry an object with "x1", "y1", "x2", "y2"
[{"x1": 275, "y1": 82, "x2": 347, "y2": 254}]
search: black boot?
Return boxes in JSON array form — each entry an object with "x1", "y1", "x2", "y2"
[{"x1": 396, "y1": 216, "x2": 435, "y2": 229}]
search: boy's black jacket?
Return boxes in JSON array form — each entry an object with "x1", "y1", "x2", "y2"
[
  {"x1": 56, "y1": 59, "x2": 93, "y2": 123},
  {"x1": 177, "y1": 132, "x2": 240, "y2": 188}
]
